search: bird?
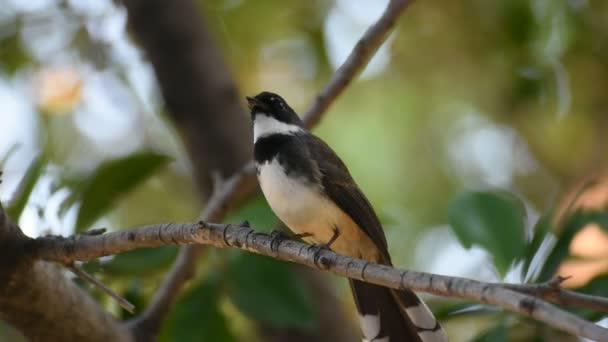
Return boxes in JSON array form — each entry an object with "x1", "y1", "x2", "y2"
[{"x1": 247, "y1": 91, "x2": 448, "y2": 342}]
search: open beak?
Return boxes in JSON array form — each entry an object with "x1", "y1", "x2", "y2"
[{"x1": 246, "y1": 96, "x2": 259, "y2": 110}]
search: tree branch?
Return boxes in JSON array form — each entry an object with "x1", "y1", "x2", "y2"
[
  {"x1": 0, "y1": 203, "x2": 132, "y2": 342},
  {"x1": 502, "y1": 275, "x2": 608, "y2": 313},
  {"x1": 302, "y1": 0, "x2": 412, "y2": 126},
  {"x1": 33, "y1": 221, "x2": 608, "y2": 341}
]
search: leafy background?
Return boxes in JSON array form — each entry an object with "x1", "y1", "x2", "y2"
[{"x1": 1, "y1": 0, "x2": 608, "y2": 341}]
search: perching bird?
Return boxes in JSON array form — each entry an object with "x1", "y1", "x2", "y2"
[{"x1": 247, "y1": 91, "x2": 448, "y2": 342}]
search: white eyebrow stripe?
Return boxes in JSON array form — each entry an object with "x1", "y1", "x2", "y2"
[{"x1": 253, "y1": 114, "x2": 303, "y2": 143}]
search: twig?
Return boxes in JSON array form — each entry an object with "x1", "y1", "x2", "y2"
[
  {"x1": 302, "y1": 0, "x2": 412, "y2": 126},
  {"x1": 502, "y1": 275, "x2": 608, "y2": 313},
  {"x1": 68, "y1": 264, "x2": 135, "y2": 313},
  {"x1": 33, "y1": 221, "x2": 608, "y2": 341}
]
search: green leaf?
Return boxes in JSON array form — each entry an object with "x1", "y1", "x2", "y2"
[
  {"x1": 473, "y1": 323, "x2": 509, "y2": 342},
  {"x1": 121, "y1": 280, "x2": 146, "y2": 320},
  {"x1": 448, "y1": 190, "x2": 526, "y2": 275},
  {"x1": 577, "y1": 275, "x2": 608, "y2": 297},
  {"x1": 103, "y1": 246, "x2": 178, "y2": 276},
  {"x1": 6, "y1": 156, "x2": 45, "y2": 221},
  {"x1": 161, "y1": 274, "x2": 235, "y2": 342},
  {"x1": 571, "y1": 275, "x2": 608, "y2": 321},
  {"x1": 74, "y1": 152, "x2": 171, "y2": 232},
  {"x1": 538, "y1": 210, "x2": 608, "y2": 280},
  {"x1": 227, "y1": 252, "x2": 317, "y2": 330},
  {"x1": 503, "y1": 0, "x2": 536, "y2": 46},
  {"x1": 0, "y1": 34, "x2": 30, "y2": 74}
]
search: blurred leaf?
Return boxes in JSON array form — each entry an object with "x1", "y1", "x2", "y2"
[
  {"x1": 503, "y1": 0, "x2": 536, "y2": 46},
  {"x1": 0, "y1": 34, "x2": 29, "y2": 74},
  {"x1": 448, "y1": 190, "x2": 526, "y2": 275},
  {"x1": 6, "y1": 156, "x2": 45, "y2": 221},
  {"x1": 74, "y1": 152, "x2": 171, "y2": 232},
  {"x1": 512, "y1": 68, "x2": 545, "y2": 104},
  {"x1": 577, "y1": 275, "x2": 608, "y2": 297},
  {"x1": 161, "y1": 274, "x2": 235, "y2": 342},
  {"x1": 121, "y1": 280, "x2": 145, "y2": 320},
  {"x1": 473, "y1": 323, "x2": 508, "y2": 342},
  {"x1": 81, "y1": 259, "x2": 102, "y2": 274},
  {"x1": 571, "y1": 275, "x2": 608, "y2": 320},
  {"x1": 227, "y1": 252, "x2": 316, "y2": 330},
  {"x1": 538, "y1": 210, "x2": 608, "y2": 280},
  {"x1": 225, "y1": 195, "x2": 278, "y2": 232},
  {"x1": 103, "y1": 246, "x2": 178, "y2": 276},
  {"x1": 588, "y1": 211, "x2": 608, "y2": 232},
  {"x1": 521, "y1": 212, "x2": 552, "y2": 281}
]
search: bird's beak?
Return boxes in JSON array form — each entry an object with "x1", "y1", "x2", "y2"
[{"x1": 246, "y1": 96, "x2": 259, "y2": 110}]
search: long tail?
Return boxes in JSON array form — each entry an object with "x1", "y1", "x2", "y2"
[{"x1": 350, "y1": 279, "x2": 448, "y2": 341}]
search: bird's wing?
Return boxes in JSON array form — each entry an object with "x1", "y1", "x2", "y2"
[{"x1": 305, "y1": 134, "x2": 390, "y2": 262}]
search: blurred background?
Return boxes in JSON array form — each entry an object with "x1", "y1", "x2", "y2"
[{"x1": 1, "y1": 0, "x2": 608, "y2": 341}]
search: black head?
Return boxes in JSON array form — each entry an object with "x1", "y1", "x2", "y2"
[{"x1": 246, "y1": 91, "x2": 303, "y2": 126}]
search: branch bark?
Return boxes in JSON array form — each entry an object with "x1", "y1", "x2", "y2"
[
  {"x1": 33, "y1": 220, "x2": 608, "y2": 341},
  {"x1": 0, "y1": 204, "x2": 132, "y2": 342}
]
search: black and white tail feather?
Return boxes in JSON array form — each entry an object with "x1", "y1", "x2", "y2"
[
  {"x1": 248, "y1": 91, "x2": 448, "y2": 342},
  {"x1": 352, "y1": 277, "x2": 446, "y2": 341}
]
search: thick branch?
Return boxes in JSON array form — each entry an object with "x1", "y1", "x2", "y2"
[
  {"x1": 34, "y1": 222, "x2": 608, "y2": 341},
  {"x1": 123, "y1": 0, "x2": 252, "y2": 196},
  {"x1": 302, "y1": 0, "x2": 412, "y2": 126},
  {"x1": 0, "y1": 204, "x2": 132, "y2": 342}
]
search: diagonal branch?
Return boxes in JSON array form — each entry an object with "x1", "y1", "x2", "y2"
[
  {"x1": 302, "y1": 0, "x2": 413, "y2": 126},
  {"x1": 33, "y1": 221, "x2": 608, "y2": 341}
]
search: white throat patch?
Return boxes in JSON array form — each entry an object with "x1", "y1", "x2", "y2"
[{"x1": 253, "y1": 114, "x2": 303, "y2": 143}]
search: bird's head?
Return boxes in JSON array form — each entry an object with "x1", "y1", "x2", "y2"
[
  {"x1": 246, "y1": 91, "x2": 303, "y2": 126},
  {"x1": 247, "y1": 91, "x2": 305, "y2": 142}
]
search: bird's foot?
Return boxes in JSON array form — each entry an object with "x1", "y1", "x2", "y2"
[
  {"x1": 269, "y1": 230, "x2": 313, "y2": 252},
  {"x1": 308, "y1": 243, "x2": 333, "y2": 268},
  {"x1": 308, "y1": 226, "x2": 340, "y2": 268}
]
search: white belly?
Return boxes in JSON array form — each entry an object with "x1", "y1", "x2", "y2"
[{"x1": 257, "y1": 158, "x2": 380, "y2": 260}]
